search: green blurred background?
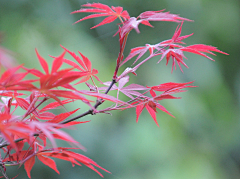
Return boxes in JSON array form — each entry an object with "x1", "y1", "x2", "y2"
[{"x1": 0, "y1": 0, "x2": 240, "y2": 178}]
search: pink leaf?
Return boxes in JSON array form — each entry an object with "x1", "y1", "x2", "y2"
[
  {"x1": 72, "y1": 3, "x2": 130, "y2": 28},
  {"x1": 139, "y1": 10, "x2": 192, "y2": 22}
]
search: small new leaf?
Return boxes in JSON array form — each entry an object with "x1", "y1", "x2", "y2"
[{"x1": 72, "y1": 3, "x2": 130, "y2": 28}]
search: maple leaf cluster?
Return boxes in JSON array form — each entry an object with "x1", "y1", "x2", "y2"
[{"x1": 0, "y1": 3, "x2": 227, "y2": 178}]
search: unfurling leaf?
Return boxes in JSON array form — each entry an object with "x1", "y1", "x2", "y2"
[{"x1": 72, "y1": 3, "x2": 130, "y2": 28}]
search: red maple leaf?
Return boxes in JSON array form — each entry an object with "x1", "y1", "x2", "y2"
[
  {"x1": 23, "y1": 49, "x2": 90, "y2": 104},
  {"x1": 4, "y1": 146, "x2": 59, "y2": 178},
  {"x1": 5, "y1": 146, "x2": 110, "y2": 178},
  {"x1": 41, "y1": 147, "x2": 111, "y2": 177},
  {"x1": 61, "y1": 45, "x2": 101, "y2": 84},
  {"x1": 121, "y1": 43, "x2": 160, "y2": 66},
  {"x1": 71, "y1": 3, "x2": 130, "y2": 28},
  {"x1": 134, "y1": 81, "x2": 196, "y2": 126},
  {"x1": 0, "y1": 107, "x2": 34, "y2": 151},
  {"x1": 121, "y1": 23, "x2": 192, "y2": 69},
  {"x1": 181, "y1": 44, "x2": 229, "y2": 61},
  {"x1": 121, "y1": 22, "x2": 228, "y2": 73},
  {"x1": 160, "y1": 22, "x2": 193, "y2": 45},
  {"x1": 48, "y1": 109, "x2": 79, "y2": 123},
  {"x1": 134, "y1": 98, "x2": 174, "y2": 127},
  {"x1": 156, "y1": 23, "x2": 229, "y2": 72},
  {"x1": 101, "y1": 76, "x2": 147, "y2": 99},
  {"x1": 138, "y1": 10, "x2": 192, "y2": 23},
  {"x1": 118, "y1": 10, "x2": 191, "y2": 39},
  {"x1": 79, "y1": 90, "x2": 126, "y2": 104},
  {"x1": 158, "y1": 47, "x2": 188, "y2": 72},
  {"x1": 0, "y1": 65, "x2": 36, "y2": 91},
  {"x1": 39, "y1": 99, "x2": 73, "y2": 113},
  {"x1": 117, "y1": 17, "x2": 152, "y2": 39},
  {"x1": 4, "y1": 149, "x2": 35, "y2": 178},
  {"x1": 28, "y1": 121, "x2": 79, "y2": 149},
  {"x1": 30, "y1": 99, "x2": 74, "y2": 121}
]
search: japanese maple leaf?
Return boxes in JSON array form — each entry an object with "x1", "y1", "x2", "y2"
[
  {"x1": 0, "y1": 65, "x2": 36, "y2": 91},
  {"x1": 5, "y1": 146, "x2": 110, "y2": 178},
  {"x1": 157, "y1": 44, "x2": 229, "y2": 73},
  {"x1": 0, "y1": 93, "x2": 25, "y2": 112},
  {"x1": 28, "y1": 121, "x2": 79, "y2": 149},
  {"x1": 158, "y1": 47, "x2": 188, "y2": 73},
  {"x1": 0, "y1": 107, "x2": 34, "y2": 151},
  {"x1": 39, "y1": 99, "x2": 73, "y2": 113},
  {"x1": 159, "y1": 22, "x2": 193, "y2": 45},
  {"x1": 134, "y1": 97, "x2": 174, "y2": 127},
  {"x1": 134, "y1": 81, "x2": 195, "y2": 126},
  {"x1": 121, "y1": 43, "x2": 161, "y2": 66},
  {"x1": 48, "y1": 109, "x2": 79, "y2": 123},
  {"x1": 147, "y1": 81, "x2": 196, "y2": 97},
  {"x1": 181, "y1": 44, "x2": 229, "y2": 61},
  {"x1": 101, "y1": 76, "x2": 147, "y2": 99},
  {"x1": 117, "y1": 17, "x2": 153, "y2": 40},
  {"x1": 72, "y1": 3, "x2": 130, "y2": 28},
  {"x1": 14, "y1": 95, "x2": 39, "y2": 117},
  {"x1": 79, "y1": 90, "x2": 126, "y2": 105},
  {"x1": 121, "y1": 23, "x2": 192, "y2": 67},
  {"x1": 4, "y1": 148, "x2": 59, "y2": 178},
  {"x1": 25, "y1": 49, "x2": 81, "y2": 89},
  {"x1": 42, "y1": 90, "x2": 89, "y2": 105},
  {"x1": 154, "y1": 23, "x2": 192, "y2": 72},
  {"x1": 119, "y1": 10, "x2": 191, "y2": 39},
  {"x1": 24, "y1": 49, "x2": 89, "y2": 104},
  {"x1": 33, "y1": 99, "x2": 73, "y2": 121},
  {"x1": 156, "y1": 23, "x2": 229, "y2": 72},
  {"x1": 61, "y1": 45, "x2": 101, "y2": 84},
  {"x1": 41, "y1": 147, "x2": 111, "y2": 177},
  {"x1": 116, "y1": 67, "x2": 137, "y2": 81},
  {"x1": 139, "y1": 10, "x2": 191, "y2": 23},
  {"x1": 34, "y1": 49, "x2": 83, "y2": 90},
  {"x1": 0, "y1": 91, "x2": 25, "y2": 98}
]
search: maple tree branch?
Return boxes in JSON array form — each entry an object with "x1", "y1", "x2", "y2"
[
  {"x1": 61, "y1": 110, "x2": 92, "y2": 124},
  {"x1": 0, "y1": 79, "x2": 117, "y2": 149},
  {"x1": 62, "y1": 34, "x2": 127, "y2": 124},
  {"x1": 104, "y1": 79, "x2": 117, "y2": 95},
  {"x1": 61, "y1": 79, "x2": 117, "y2": 124},
  {"x1": 0, "y1": 44, "x2": 160, "y2": 149}
]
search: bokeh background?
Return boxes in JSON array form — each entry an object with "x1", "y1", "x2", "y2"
[{"x1": 0, "y1": 0, "x2": 240, "y2": 178}]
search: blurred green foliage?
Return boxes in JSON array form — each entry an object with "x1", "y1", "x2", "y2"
[{"x1": 0, "y1": 0, "x2": 240, "y2": 178}]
